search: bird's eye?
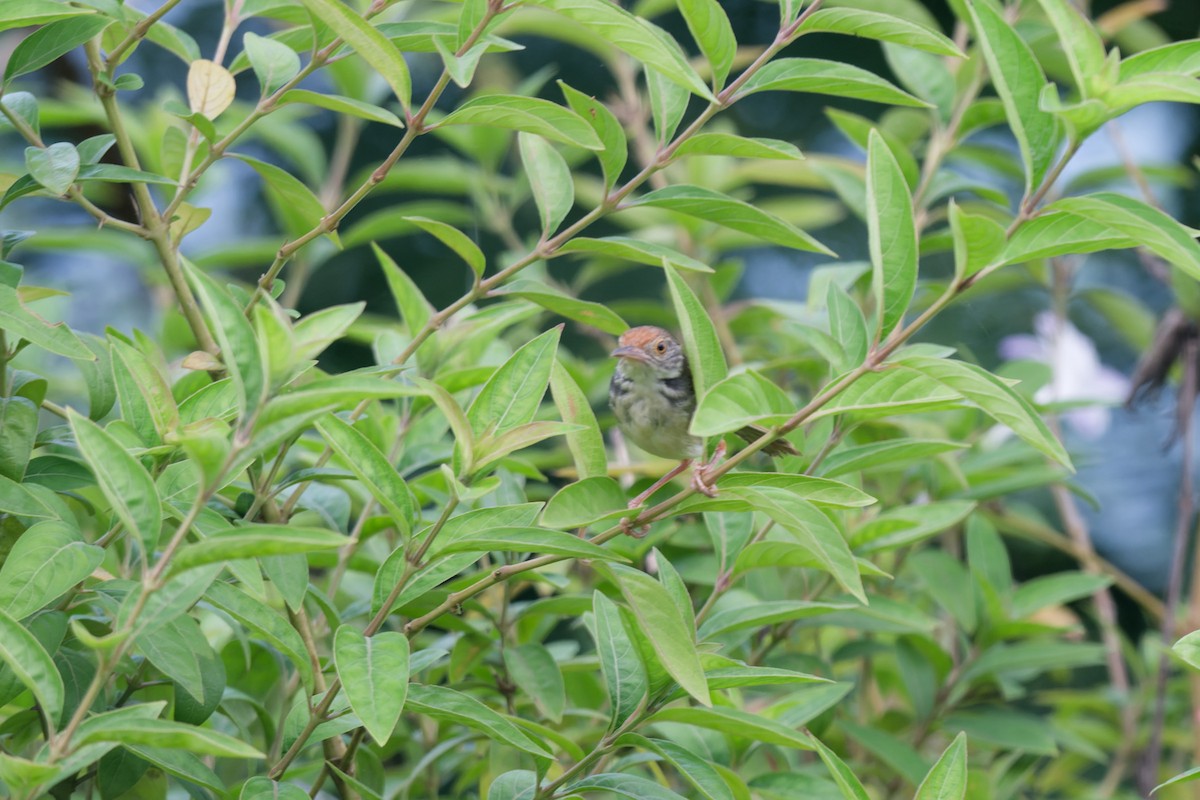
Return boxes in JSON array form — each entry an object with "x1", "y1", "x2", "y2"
[{"x1": 655, "y1": 342, "x2": 666, "y2": 353}]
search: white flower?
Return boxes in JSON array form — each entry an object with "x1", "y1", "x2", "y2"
[{"x1": 998, "y1": 312, "x2": 1129, "y2": 439}]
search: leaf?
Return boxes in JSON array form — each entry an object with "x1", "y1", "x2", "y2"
[
  {"x1": 69, "y1": 410, "x2": 162, "y2": 556},
  {"x1": 124, "y1": 744, "x2": 223, "y2": 793},
  {"x1": 488, "y1": 770, "x2": 538, "y2": 800},
  {"x1": 185, "y1": 262, "x2": 266, "y2": 418},
  {"x1": 403, "y1": 216, "x2": 486, "y2": 278},
  {"x1": 963, "y1": 641, "x2": 1105, "y2": 683},
  {"x1": 690, "y1": 370, "x2": 792, "y2": 437},
  {"x1": 676, "y1": 0, "x2": 735, "y2": 87},
  {"x1": 3, "y1": 14, "x2": 112, "y2": 84},
  {"x1": 1047, "y1": 192, "x2": 1200, "y2": 282},
  {"x1": 592, "y1": 590, "x2": 647, "y2": 727},
  {"x1": 606, "y1": 563, "x2": 709, "y2": 706},
  {"x1": 170, "y1": 526, "x2": 345, "y2": 574},
  {"x1": 0, "y1": 520, "x2": 102, "y2": 620},
  {"x1": 903, "y1": 356, "x2": 1071, "y2": 468},
  {"x1": 738, "y1": 58, "x2": 929, "y2": 107},
  {"x1": 0, "y1": 395, "x2": 36, "y2": 481},
  {"x1": 300, "y1": 0, "x2": 411, "y2": 111},
  {"x1": 630, "y1": 185, "x2": 832, "y2": 254},
  {"x1": 555, "y1": 236, "x2": 712, "y2": 273},
  {"x1": 233, "y1": 153, "x2": 329, "y2": 241},
  {"x1": 432, "y1": 526, "x2": 622, "y2": 561},
  {"x1": 187, "y1": 59, "x2": 236, "y2": 119},
  {"x1": 440, "y1": 95, "x2": 603, "y2": 150},
  {"x1": 673, "y1": 133, "x2": 802, "y2": 160},
  {"x1": 568, "y1": 773, "x2": 689, "y2": 800},
  {"x1": 827, "y1": 282, "x2": 868, "y2": 370},
  {"x1": 492, "y1": 279, "x2": 627, "y2": 334},
  {"x1": 78, "y1": 717, "x2": 263, "y2": 758},
  {"x1": 542, "y1": 477, "x2": 627, "y2": 528},
  {"x1": 504, "y1": 642, "x2": 565, "y2": 723},
  {"x1": 966, "y1": 0, "x2": 1061, "y2": 195},
  {"x1": 726, "y1": 486, "x2": 865, "y2": 603},
  {"x1": 851, "y1": 500, "x2": 975, "y2": 553},
  {"x1": 662, "y1": 262, "x2": 727, "y2": 401},
  {"x1": 0, "y1": 283, "x2": 91, "y2": 358},
  {"x1": 537, "y1": 0, "x2": 712, "y2": 99},
  {"x1": 1035, "y1": 0, "x2": 1105, "y2": 96},
  {"x1": 243, "y1": 31, "x2": 300, "y2": 95},
  {"x1": 811, "y1": 735, "x2": 870, "y2": 800},
  {"x1": 0, "y1": 607, "x2": 64, "y2": 730},
  {"x1": 648, "y1": 706, "x2": 811, "y2": 749},
  {"x1": 866, "y1": 130, "x2": 917, "y2": 339},
  {"x1": 914, "y1": 732, "x2": 968, "y2": 800},
  {"x1": 559, "y1": 81, "x2": 628, "y2": 191},
  {"x1": 406, "y1": 684, "x2": 552, "y2": 758},
  {"x1": 334, "y1": 626, "x2": 409, "y2": 745},
  {"x1": 317, "y1": 415, "x2": 414, "y2": 541},
  {"x1": 24, "y1": 142, "x2": 79, "y2": 196},
  {"x1": 110, "y1": 338, "x2": 180, "y2": 440},
  {"x1": 519, "y1": 133, "x2": 574, "y2": 237},
  {"x1": 1002, "y1": 210, "x2": 1137, "y2": 264},
  {"x1": 467, "y1": 326, "x2": 561, "y2": 437},
  {"x1": 204, "y1": 580, "x2": 314, "y2": 690},
  {"x1": 949, "y1": 200, "x2": 1005, "y2": 280},
  {"x1": 549, "y1": 361, "x2": 607, "y2": 479},
  {"x1": 74, "y1": 163, "x2": 177, "y2": 185},
  {"x1": 699, "y1": 600, "x2": 853, "y2": 639},
  {"x1": 799, "y1": 9, "x2": 962, "y2": 57},
  {"x1": 838, "y1": 722, "x2": 929, "y2": 786},
  {"x1": 0, "y1": 473, "x2": 53, "y2": 517},
  {"x1": 942, "y1": 708, "x2": 1057, "y2": 756},
  {"x1": 1153, "y1": 766, "x2": 1200, "y2": 795},
  {"x1": 278, "y1": 89, "x2": 405, "y2": 127},
  {"x1": 1119, "y1": 41, "x2": 1200, "y2": 80},
  {"x1": 617, "y1": 734, "x2": 734, "y2": 800},
  {"x1": 1011, "y1": 572, "x2": 1112, "y2": 619},
  {"x1": 0, "y1": 0, "x2": 95, "y2": 32}
]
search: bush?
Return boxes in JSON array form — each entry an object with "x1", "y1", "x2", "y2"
[{"x1": 1, "y1": 0, "x2": 1199, "y2": 798}]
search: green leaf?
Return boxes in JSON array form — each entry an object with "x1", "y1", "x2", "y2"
[
  {"x1": 487, "y1": 770, "x2": 538, "y2": 800},
  {"x1": 0, "y1": 473, "x2": 54, "y2": 517},
  {"x1": 1011, "y1": 572, "x2": 1112, "y2": 619},
  {"x1": 473, "y1": 420, "x2": 582, "y2": 472},
  {"x1": 949, "y1": 200, "x2": 1005, "y2": 281},
  {"x1": 110, "y1": 338, "x2": 180, "y2": 441},
  {"x1": 519, "y1": 132, "x2": 574, "y2": 237},
  {"x1": 1173, "y1": 629, "x2": 1200, "y2": 671},
  {"x1": 243, "y1": 31, "x2": 300, "y2": 94},
  {"x1": 827, "y1": 282, "x2": 868, "y2": 371},
  {"x1": 963, "y1": 641, "x2": 1105, "y2": 683},
  {"x1": 317, "y1": 414, "x2": 414, "y2": 541},
  {"x1": 186, "y1": 266, "x2": 267, "y2": 420},
  {"x1": 630, "y1": 185, "x2": 833, "y2": 254},
  {"x1": 699, "y1": 600, "x2": 853, "y2": 639},
  {"x1": 504, "y1": 642, "x2": 565, "y2": 723},
  {"x1": 467, "y1": 326, "x2": 561, "y2": 436},
  {"x1": 170, "y1": 526, "x2": 345, "y2": 574},
  {"x1": 542, "y1": 476, "x2": 627, "y2": 528},
  {"x1": 606, "y1": 563, "x2": 709, "y2": 706},
  {"x1": 851, "y1": 500, "x2": 975, "y2": 553},
  {"x1": 77, "y1": 716, "x2": 264, "y2": 758},
  {"x1": 232, "y1": 153, "x2": 330, "y2": 241},
  {"x1": 205, "y1": 580, "x2": 314, "y2": 690},
  {"x1": 838, "y1": 721, "x2": 929, "y2": 786},
  {"x1": 942, "y1": 708, "x2": 1057, "y2": 756},
  {"x1": 24, "y1": 142, "x2": 79, "y2": 196},
  {"x1": 0, "y1": 283, "x2": 91, "y2": 358},
  {"x1": 492, "y1": 279, "x2": 627, "y2": 334},
  {"x1": 866, "y1": 130, "x2": 917, "y2": 339},
  {"x1": 334, "y1": 626, "x2": 409, "y2": 745},
  {"x1": 0, "y1": 395, "x2": 36, "y2": 481},
  {"x1": 663, "y1": 262, "x2": 727, "y2": 401},
  {"x1": 3, "y1": 14, "x2": 113, "y2": 84},
  {"x1": 1035, "y1": 0, "x2": 1105, "y2": 96},
  {"x1": 549, "y1": 361, "x2": 607, "y2": 479},
  {"x1": 1119, "y1": 41, "x2": 1200, "y2": 79},
  {"x1": 1153, "y1": 766, "x2": 1200, "y2": 795},
  {"x1": 811, "y1": 735, "x2": 870, "y2": 800},
  {"x1": 559, "y1": 81, "x2": 628, "y2": 191},
  {"x1": 403, "y1": 216, "x2": 486, "y2": 278},
  {"x1": 647, "y1": 67, "x2": 690, "y2": 143},
  {"x1": 0, "y1": 520, "x2": 102, "y2": 620},
  {"x1": 555, "y1": 236, "x2": 713, "y2": 273},
  {"x1": 673, "y1": 133, "x2": 803, "y2": 160},
  {"x1": 440, "y1": 95, "x2": 603, "y2": 150},
  {"x1": 406, "y1": 684, "x2": 552, "y2": 758},
  {"x1": 914, "y1": 732, "x2": 968, "y2": 800},
  {"x1": 0, "y1": 0, "x2": 95, "y2": 32},
  {"x1": 726, "y1": 486, "x2": 865, "y2": 603},
  {"x1": 0, "y1": 607, "x2": 64, "y2": 730},
  {"x1": 648, "y1": 706, "x2": 811, "y2": 749},
  {"x1": 124, "y1": 744, "x2": 223, "y2": 794},
  {"x1": 432, "y1": 526, "x2": 622, "y2": 561},
  {"x1": 812, "y1": 366, "x2": 961, "y2": 420},
  {"x1": 69, "y1": 410, "x2": 162, "y2": 556},
  {"x1": 738, "y1": 58, "x2": 929, "y2": 107},
  {"x1": 966, "y1": 0, "x2": 1061, "y2": 195},
  {"x1": 618, "y1": 734, "x2": 734, "y2": 800},
  {"x1": 903, "y1": 356, "x2": 1071, "y2": 468},
  {"x1": 799, "y1": 9, "x2": 963, "y2": 57},
  {"x1": 690, "y1": 370, "x2": 792, "y2": 437},
  {"x1": 74, "y1": 163, "x2": 176, "y2": 185},
  {"x1": 592, "y1": 590, "x2": 647, "y2": 727},
  {"x1": 567, "y1": 773, "x2": 689, "y2": 800},
  {"x1": 299, "y1": 0, "x2": 410, "y2": 110},
  {"x1": 537, "y1": 0, "x2": 713, "y2": 99},
  {"x1": 1002, "y1": 210, "x2": 1137, "y2": 264},
  {"x1": 1046, "y1": 192, "x2": 1200, "y2": 282},
  {"x1": 677, "y1": 0, "x2": 735, "y2": 86},
  {"x1": 278, "y1": 89, "x2": 405, "y2": 127}
]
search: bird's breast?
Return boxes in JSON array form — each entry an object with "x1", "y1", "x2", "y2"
[{"x1": 610, "y1": 369, "x2": 702, "y2": 460}]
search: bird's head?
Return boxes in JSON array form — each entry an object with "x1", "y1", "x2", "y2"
[{"x1": 611, "y1": 326, "x2": 686, "y2": 379}]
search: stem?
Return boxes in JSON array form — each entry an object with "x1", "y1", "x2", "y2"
[{"x1": 105, "y1": 0, "x2": 186, "y2": 70}]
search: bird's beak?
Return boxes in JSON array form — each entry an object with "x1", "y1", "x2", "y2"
[{"x1": 611, "y1": 345, "x2": 650, "y2": 362}]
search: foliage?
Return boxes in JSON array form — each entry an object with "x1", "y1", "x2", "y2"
[{"x1": 0, "y1": 0, "x2": 1197, "y2": 798}]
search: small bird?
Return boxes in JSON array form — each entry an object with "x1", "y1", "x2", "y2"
[{"x1": 609, "y1": 326, "x2": 798, "y2": 535}]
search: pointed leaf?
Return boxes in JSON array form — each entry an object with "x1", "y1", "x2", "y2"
[
  {"x1": 664, "y1": 262, "x2": 726, "y2": 399},
  {"x1": 549, "y1": 361, "x2": 607, "y2": 479},
  {"x1": 914, "y1": 732, "x2": 968, "y2": 800},
  {"x1": 0, "y1": 607, "x2": 63, "y2": 730},
  {"x1": 317, "y1": 415, "x2": 414, "y2": 541},
  {"x1": 559, "y1": 81, "x2": 628, "y2": 190},
  {"x1": 0, "y1": 520, "x2": 102, "y2": 620},
  {"x1": 799, "y1": 9, "x2": 963, "y2": 57},
  {"x1": 334, "y1": 626, "x2": 409, "y2": 745},
  {"x1": 867, "y1": 130, "x2": 917, "y2": 339},
  {"x1": 467, "y1": 326, "x2": 561, "y2": 436},
  {"x1": 25, "y1": 142, "x2": 78, "y2": 196},
  {"x1": 300, "y1": 0, "x2": 410, "y2": 110},
  {"x1": 593, "y1": 590, "x2": 647, "y2": 726},
  {"x1": 440, "y1": 95, "x2": 603, "y2": 149},
  {"x1": 504, "y1": 642, "x2": 565, "y2": 723},
  {"x1": 738, "y1": 58, "x2": 929, "y2": 107},
  {"x1": 406, "y1": 683, "x2": 552, "y2": 757}
]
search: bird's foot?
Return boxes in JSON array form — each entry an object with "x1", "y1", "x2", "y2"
[
  {"x1": 692, "y1": 440, "x2": 727, "y2": 498},
  {"x1": 621, "y1": 502, "x2": 649, "y2": 538}
]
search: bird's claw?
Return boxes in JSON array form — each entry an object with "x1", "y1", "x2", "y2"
[
  {"x1": 621, "y1": 507, "x2": 649, "y2": 538},
  {"x1": 691, "y1": 440, "x2": 727, "y2": 498}
]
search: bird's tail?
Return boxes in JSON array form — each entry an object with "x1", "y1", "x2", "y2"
[{"x1": 734, "y1": 425, "x2": 799, "y2": 457}]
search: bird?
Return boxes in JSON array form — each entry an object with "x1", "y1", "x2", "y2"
[{"x1": 609, "y1": 325, "x2": 798, "y2": 535}]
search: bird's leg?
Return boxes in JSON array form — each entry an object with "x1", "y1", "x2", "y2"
[
  {"x1": 691, "y1": 440, "x2": 727, "y2": 498},
  {"x1": 621, "y1": 459, "x2": 691, "y2": 537}
]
